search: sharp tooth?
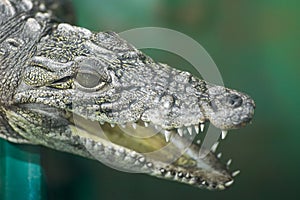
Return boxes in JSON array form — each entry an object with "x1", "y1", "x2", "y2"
[
  {"x1": 196, "y1": 139, "x2": 201, "y2": 144},
  {"x1": 164, "y1": 130, "x2": 172, "y2": 142},
  {"x1": 110, "y1": 123, "x2": 115, "y2": 128},
  {"x1": 187, "y1": 126, "x2": 193, "y2": 135},
  {"x1": 211, "y1": 142, "x2": 219, "y2": 153},
  {"x1": 218, "y1": 185, "x2": 225, "y2": 190},
  {"x1": 217, "y1": 152, "x2": 222, "y2": 158},
  {"x1": 225, "y1": 180, "x2": 234, "y2": 187},
  {"x1": 194, "y1": 125, "x2": 199, "y2": 134},
  {"x1": 200, "y1": 123, "x2": 205, "y2": 132},
  {"x1": 227, "y1": 159, "x2": 232, "y2": 167},
  {"x1": 100, "y1": 121, "x2": 105, "y2": 125},
  {"x1": 132, "y1": 123, "x2": 137, "y2": 129},
  {"x1": 120, "y1": 124, "x2": 126, "y2": 128},
  {"x1": 221, "y1": 130, "x2": 228, "y2": 139},
  {"x1": 178, "y1": 128, "x2": 183, "y2": 137},
  {"x1": 144, "y1": 122, "x2": 149, "y2": 127},
  {"x1": 232, "y1": 170, "x2": 240, "y2": 177}
]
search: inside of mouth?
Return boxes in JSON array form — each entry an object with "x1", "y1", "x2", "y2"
[
  {"x1": 67, "y1": 112, "x2": 235, "y2": 189},
  {"x1": 71, "y1": 114, "x2": 216, "y2": 169}
]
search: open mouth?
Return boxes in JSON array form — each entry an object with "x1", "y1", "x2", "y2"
[
  {"x1": 70, "y1": 113, "x2": 239, "y2": 190},
  {"x1": 9, "y1": 80, "x2": 256, "y2": 190},
  {"x1": 10, "y1": 82, "x2": 255, "y2": 190}
]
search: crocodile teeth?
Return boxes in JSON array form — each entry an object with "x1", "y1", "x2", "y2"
[
  {"x1": 226, "y1": 159, "x2": 232, "y2": 167},
  {"x1": 200, "y1": 123, "x2": 205, "y2": 132},
  {"x1": 144, "y1": 122, "x2": 149, "y2": 127},
  {"x1": 120, "y1": 124, "x2": 126, "y2": 128},
  {"x1": 194, "y1": 125, "x2": 199, "y2": 134},
  {"x1": 232, "y1": 170, "x2": 240, "y2": 177},
  {"x1": 217, "y1": 152, "x2": 222, "y2": 158},
  {"x1": 211, "y1": 142, "x2": 219, "y2": 153},
  {"x1": 221, "y1": 130, "x2": 228, "y2": 139},
  {"x1": 187, "y1": 126, "x2": 193, "y2": 135},
  {"x1": 132, "y1": 123, "x2": 137, "y2": 129},
  {"x1": 164, "y1": 130, "x2": 172, "y2": 142},
  {"x1": 225, "y1": 180, "x2": 234, "y2": 187},
  {"x1": 177, "y1": 128, "x2": 183, "y2": 137},
  {"x1": 110, "y1": 123, "x2": 115, "y2": 128},
  {"x1": 196, "y1": 139, "x2": 201, "y2": 144}
]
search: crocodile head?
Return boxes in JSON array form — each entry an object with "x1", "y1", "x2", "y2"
[{"x1": 10, "y1": 23, "x2": 255, "y2": 190}]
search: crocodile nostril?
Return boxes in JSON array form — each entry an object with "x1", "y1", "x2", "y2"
[
  {"x1": 227, "y1": 94, "x2": 243, "y2": 108},
  {"x1": 242, "y1": 116, "x2": 251, "y2": 123}
]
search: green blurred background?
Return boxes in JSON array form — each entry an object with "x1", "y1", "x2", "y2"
[{"x1": 3, "y1": 0, "x2": 300, "y2": 199}]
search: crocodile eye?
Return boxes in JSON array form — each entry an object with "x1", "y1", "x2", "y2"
[
  {"x1": 76, "y1": 70, "x2": 101, "y2": 88},
  {"x1": 75, "y1": 67, "x2": 109, "y2": 91},
  {"x1": 75, "y1": 58, "x2": 111, "y2": 91}
]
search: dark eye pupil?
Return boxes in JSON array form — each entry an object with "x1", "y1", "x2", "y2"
[
  {"x1": 76, "y1": 72, "x2": 100, "y2": 88},
  {"x1": 227, "y1": 94, "x2": 243, "y2": 108}
]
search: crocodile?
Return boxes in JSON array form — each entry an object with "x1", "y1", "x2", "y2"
[{"x1": 0, "y1": 0, "x2": 255, "y2": 190}]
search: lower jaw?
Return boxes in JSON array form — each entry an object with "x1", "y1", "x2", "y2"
[{"x1": 70, "y1": 114, "x2": 235, "y2": 190}]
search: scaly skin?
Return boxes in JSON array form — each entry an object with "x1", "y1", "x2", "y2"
[{"x1": 0, "y1": 0, "x2": 255, "y2": 190}]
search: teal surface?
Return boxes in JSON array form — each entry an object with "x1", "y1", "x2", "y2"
[{"x1": 0, "y1": 140, "x2": 44, "y2": 200}]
